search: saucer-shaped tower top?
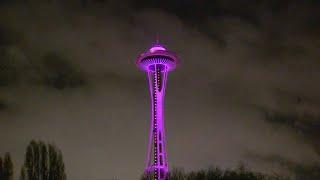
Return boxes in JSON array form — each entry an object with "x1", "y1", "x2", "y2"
[{"x1": 136, "y1": 43, "x2": 179, "y2": 72}]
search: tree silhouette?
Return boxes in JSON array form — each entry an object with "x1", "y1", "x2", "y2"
[
  {"x1": 0, "y1": 157, "x2": 3, "y2": 179},
  {"x1": 21, "y1": 140, "x2": 67, "y2": 180},
  {"x1": 20, "y1": 167, "x2": 26, "y2": 180},
  {"x1": 142, "y1": 165, "x2": 290, "y2": 180},
  {"x1": 3, "y1": 153, "x2": 14, "y2": 180}
]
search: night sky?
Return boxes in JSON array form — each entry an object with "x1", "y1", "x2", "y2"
[{"x1": 0, "y1": 0, "x2": 320, "y2": 179}]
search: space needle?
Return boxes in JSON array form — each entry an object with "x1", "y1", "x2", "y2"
[{"x1": 136, "y1": 41, "x2": 179, "y2": 180}]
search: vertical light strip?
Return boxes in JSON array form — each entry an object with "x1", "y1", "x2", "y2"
[{"x1": 153, "y1": 65, "x2": 158, "y2": 179}]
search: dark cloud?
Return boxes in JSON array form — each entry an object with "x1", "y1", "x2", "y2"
[
  {"x1": 0, "y1": 50, "x2": 19, "y2": 87},
  {"x1": 0, "y1": 25, "x2": 22, "y2": 46},
  {"x1": 41, "y1": 52, "x2": 86, "y2": 90},
  {"x1": 0, "y1": 24, "x2": 24, "y2": 87},
  {"x1": 260, "y1": 108, "x2": 320, "y2": 154},
  {"x1": 0, "y1": 99, "x2": 8, "y2": 111},
  {"x1": 263, "y1": 110, "x2": 320, "y2": 134},
  {"x1": 249, "y1": 153, "x2": 320, "y2": 179}
]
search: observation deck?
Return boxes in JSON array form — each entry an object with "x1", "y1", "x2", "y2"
[{"x1": 136, "y1": 44, "x2": 178, "y2": 72}]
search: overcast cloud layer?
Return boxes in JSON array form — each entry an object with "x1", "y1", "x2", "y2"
[{"x1": 0, "y1": 0, "x2": 319, "y2": 179}]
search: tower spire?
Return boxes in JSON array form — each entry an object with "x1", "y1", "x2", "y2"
[{"x1": 156, "y1": 33, "x2": 160, "y2": 44}]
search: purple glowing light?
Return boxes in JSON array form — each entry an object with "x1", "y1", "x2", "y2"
[
  {"x1": 149, "y1": 45, "x2": 166, "y2": 53},
  {"x1": 136, "y1": 43, "x2": 178, "y2": 180},
  {"x1": 136, "y1": 44, "x2": 178, "y2": 72}
]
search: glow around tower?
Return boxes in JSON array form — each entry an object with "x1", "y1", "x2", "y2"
[{"x1": 136, "y1": 42, "x2": 179, "y2": 180}]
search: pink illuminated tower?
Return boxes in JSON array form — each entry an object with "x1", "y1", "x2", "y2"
[{"x1": 136, "y1": 42, "x2": 179, "y2": 180}]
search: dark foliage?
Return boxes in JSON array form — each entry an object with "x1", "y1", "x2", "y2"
[
  {"x1": 21, "y1": 140, "x2": 66, "y2": 180},
  {"x1": 142, "y1": 165, "x2": 289, "y2": 180},
  {"x1": 0, "y1": 157, "x2": 3, "y2": 180},
  {"x1": 0, "y1": 153, "x2": 14, "y2": 180}
]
